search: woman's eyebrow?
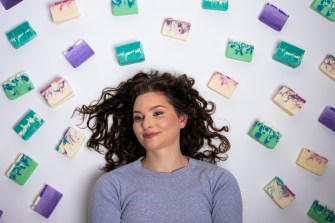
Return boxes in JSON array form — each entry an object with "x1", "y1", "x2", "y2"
[{"x1": 133, "y1": 105, "x2": 166, "y2": 113}]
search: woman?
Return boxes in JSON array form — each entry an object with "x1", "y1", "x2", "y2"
[{"x1": 74, "y1": 71, "x2": 243, "y2": 223}]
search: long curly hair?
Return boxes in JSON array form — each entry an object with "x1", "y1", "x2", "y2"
[{"x1": 74, "y1": 71, "x2": 230, "y2": 172}]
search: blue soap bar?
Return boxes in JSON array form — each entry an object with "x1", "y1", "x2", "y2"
[{"x1": 115, "y1": 41, "x2": 145, "y2": 65}]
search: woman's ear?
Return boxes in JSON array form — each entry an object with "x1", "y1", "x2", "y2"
[{"x1": 179, "y1": 114, "x2": 188, "y2": 128}]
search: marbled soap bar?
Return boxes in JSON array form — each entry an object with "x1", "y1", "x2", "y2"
[
  {"x1": 6, "y1": 21, "x2": 37, "y2": 49},
  {"x1": 112, "y1": 0, "x2": 138, "y2": 16},
  {"x1": 226, "y1": 39, "x2": 254, "y2": 62},
  {"x1": 49, "y1": 0, "x2": 81, "y2": 24},
  {"x1": 40, "y1": 77, "x2": 74, "y2": 108},
  {"x1": 64, "y1": 39, "x2": 95, "y2": 68},
  {"x1": 248, "y1": 120, "x2": 282, "y2": 149},
  {"x1": 311, "y1": 0, "x2": 335, "y2": 21},
  {"x1": 273, "y1": 86, "x2": 306, "y2": 116},
  {"x1": 273, "y1": 41, "x2": 305, "y2": 68},
  {"x1": 264, "y1": 177, "x2": 295, "y2": 209},
  {"x1": 202, "y1": 0, "x2": 228, "y2": 11},
  {"x1": 115, "y1": 41, "x2": 145, "y2": 65},
  {"x1": 318, "y1": 106, "x2": 335, "y2": 132},
  {"x1": 0, "y1": 0, "x2": 22, "y2": 10},
  {"x1": 297, "y1": 148, "x2": 328, "y2": 176},
  {"x1": 308, "y1": 200, "x2": 335, "y2": 223},
  {"x1": 13, "y1": 110, "x2": 45, "y2": 140},
  {"x1": 6, "y1": 153, "x2": 38, "y2": 186},
  {"x1": 319, "y1": 54, "x2": 335, "y2": 81},
  {"x1": 259, "y1": 3, "x2": 289, "y2": 31},
  {"x1": 2, "y1": 71, "x2": 34, "y2": 100},
  {"x1": 207, "y1": 71, "x2": 238, "y2": 99},
  {"x1": 32, "y1": 184, "x2": 63, "y2": 218},
  {"x1": 161, "y1": 18, "x2": 191, "y2": 41},
  {"x1": 56, "y1": 127, "x2": 85, "y2": 158}
]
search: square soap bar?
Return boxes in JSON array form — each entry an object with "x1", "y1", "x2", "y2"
[
  {"x1": 273, "y1": 41, "x2": 305, "y2": 68},
  {"x1": 259, "y1": 3, "x2": 289, "y2": 31},
  {"x1": 6, "y1": 153, "x2": 38, "y2": 186},
  {"x1": 40, "y1": 77, "x2": 74, "y2": 108},
  {"x1": 207, "y1": 71, "x2": 238, "y2": 99},
  {"x1": 6, "y1": 21, "x2": 37, "y2": 49},
  {"x1": 202, "y1": 0, "x2": 228, "y2": 11},
  {"x1": 296, "y1": 148, "x2": 328, "y2": 176},
  {"x1": 112, "y1": 0, "x2": 138, "y2": 16},
  {"x1": 115, "y1": 41, "x2": 145, "y2": 65},
  {"x1": 273, "y1": 86, "x2": 306, "y2": 116},
  {"x1": 64, "y1": 39, "x2": 95, "y2": 68},
  {"x1": 308, "y1": 200, "x2": 335, "y2": 223},
  {"x1": 32, "y1": 184, "x2": 63, "y2": 218},
  {"x1": 248, "y1": 120, "x2": 282, "y2": 149},
  {"x1": 226, "y1": 39, "x2": 254, "y2": 62},
  {"x1": 0, "y1": 0, "x2": 22, "y2": 10},
  {"x1": 311, "y1": 0, "x2": 335, "y2": 21},
  {"x1": 14, "y1": 110, "x2": 45, "y2": 140},
  {"x1": 2, "y1": 71, "x2": 34, "y2": 100},
  {"x1": 318, "y1": 106, "x2": 335, "y2": 132},
  {"x1": 56, "y1": 127, "x2": 85, "y2": 158},
  {"x1": 319, "y1": 54, "x2": 335, "y2": 81},
  {"x1": 161, "y1": 18, "x2": 191, "y2": 41},
  {"x1": 264, "y1": 177, "x2": 295, "y2": 209},
  {"x1": 49, "y1": 0, "x2": 81, "y2": 24}
]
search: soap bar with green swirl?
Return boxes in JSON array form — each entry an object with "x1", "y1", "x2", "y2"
[
  {"x1": 311, "y1": 0, "x2": 335, "y2": 21},
  {"x1": 248, "y1": 120, "x2": 282, "y2": 149},
  {"x1": 2, "y1": 71, "x2": 34, "y2": 100},
  {"x1": 272, "y1": 41, "x2": 305, "y2": 68},
  {"x1": 13, "y1": 110, "x2": 45, "y2": 141},
  {"x1": 112, "y1": 0, "x2": 138, "y2": 16},
  {"x1": 6, "y1": 21, "x2": 37, "y2": 49},
  {"x1": 226, "y1": 39, "x2": 254, "y2": 62},
  {"x1": 307, "y1": 200, "x2": 335, "y2": 223},
  {"x1": 202, "y1": 0, "x2": 228, "y2": 11}
]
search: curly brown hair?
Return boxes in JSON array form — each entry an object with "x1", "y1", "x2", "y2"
[{"x1": 74, "y1": 71, "x2": 230, "y2": 172}]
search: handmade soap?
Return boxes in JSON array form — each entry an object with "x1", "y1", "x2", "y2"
[
  {"x1": 319, "y1": 54, "x2": 335, "y2": 81},
  {"x1": 273, "y1": 86, "x2": 306, "y2": 116},
  {"x1": 13, "y1": 110, "x2": 45, "y2": 140},
  {"x1": 311, "y1": 0, "x2": 335, "y2": 21},
  {"x1": 56, "y1": 127, "x2": 85, "y2": 158},
  {"x1": 207, "y1": 71, "x2": 238, "y2": 99},
  {"x1": 0, "y1": 0, "x2": 22, "y2": 10},
  {"x1": 248, "y1": 120, "x2": 282, "y2": 149},
  {"x1": 318, "y1": 106, "x2": 335, "y2": 132},
  {"x1": 296, "y1": 148, "x2": 328, "y2": 176},
  {"x1": 115, "y1": 41, "x2": 145, "y2": 65},
  {"x1": 264, "y1": 177, "x2": 295, "y2": 209},
  {"x1": 6, "y1": 153, "x2": 38, "y2": 186},
  {"x1": 64, "y1": 39, "x2": 95, "y2": 68},
  {"x1": 308, "y1": 200, "x2": 335, "y2": 223},
  {"x1": 2, "y1": 72, "x2": 34, "y2": 100},
  {"x1": 112, "y1": 0, "x2": 138, "y2": 16},
  {"x1": 259, "y1": 3, "x2": 289, "y2": 31},
  {"x1": 272, "y1": 41, "x2": 305, "y2": 68},
  {"x1": 161, "y1": 18, "x2": 191, "y2": 41},
  {"x1": 32, "y1": 184, "x2": 63, "y2": 218},
  {"x1": 226, "y1": 39, "x2": 254, "y2": 62},
  {"x1": 202, "y1": 0, "x2": 228, "y2": 11},
  {"x1": 49, "y1": 0, "x2": 81, "y2": 24},
  {"x1": 6, "y1": 21, "x2": 37, "y2": 49}
]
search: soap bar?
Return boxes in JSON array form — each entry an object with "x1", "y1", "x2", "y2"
[
  {"x1": 112, "y1": 0, "x2": 138, "y2": 16},
  {"x1": 13, "y1": 110, "x2": 45, "y2": 140},
  {"x1": 248, "y1": 120, "x2": 282, "y2": 149},
  {"x1": 226, "y1": 39, "x2": 254, "y2": 62},
  {"x1": 49, "y1": 0, "x2": 81, "y2": 24},
  {"x1": 273, "y1": 86, "x2": 306, "y2": 116},
  {"x1": 202, "y1": 0, "x2": 228, "y2": 11},
  {"x1": 207, "y1": 71, "x2": 238, "y2": 99},
  {"x1": 319, "y1": 54, "x2": 335, "y2": 81},
  {"x1": 6, "y1": 21, "x2": 37, "y2": 49},
  {"x1": 0, "y1": 0, "x2": 22, "y2": 10},
  {"x1": 272, "y1": 41, "x2": 305, "y2": 68},
  {"x1": 318, "y1": 106, "x2": 335, "y2": 132},
  {"x1": 32, "y1": 184, "x2": 63, "y2": 218},
  {"x1": 115, "y1": 41, "x2": 145, "y2": 65},
  {"x1": 64, "y1": 39, "x2": 95, "y2": 68},
  {"x1": 296, "y1": 148, "x2": 328, "y2": 176},
  {"x1": 6, "y1": 153, "x2": 38, "y2": 186},
  {"x1": 161, "y1": 18, "x2": 191, "y2": 41},
  {"x1": 311, "y1": 0, "x2": 335, "y2": 21},
  {"x1": 259, "y1": 3, "x2": 289, "y2": 31},
  {"x1": 56, "y1": 127, "x2": 85, "y2": 158},
  {"x1": 2, "y1": 71, "x2": 34, "y2": 100},
  {"x1": 308, "y1": 200, "x2": 335, "y2": 223},
  {"x1": 264, "y1": 177, "x2": 295, "y2": 209}
]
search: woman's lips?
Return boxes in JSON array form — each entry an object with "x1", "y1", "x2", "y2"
[{"x1": 143, "y1": 132, "x2": 159, "y2": 139}]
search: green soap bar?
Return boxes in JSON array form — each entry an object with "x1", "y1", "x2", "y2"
[
  {"x1": 202, "y1": 0, "x2": 228, "y2": 11},
  {"x1": 2, "y1": 72, "x2": 34, "y2": 100},
  {"x1": 112, "y1": 0, "x2": 138, "y2": 16},
  {"x1": 311, "y1": 0, "x2": 335, "y2": 21},
  {"x1": 115, "y1": 41, "x2": 145, "y2": 65},
  {"x1": 6, "y1": 21, "x2": 37, "y2": 49},
  {"x1": 248, "y1": 120, "x2": 282, "y2": 149},
  {"x1": 7, "y1": 153, "x2": 38, "y2": 186},
  {"x1": 272, "y1": 41, "x2": 305, "y2": 68},
  {"x1": 307, "y1": 200, "x2": 335, "y2": 223},
  {"x1": 13, "y1": 110, "x2": 44, "y2": 141},
  {"x1": 226, "y1": 40, "x2": 254, "y2": 62}
]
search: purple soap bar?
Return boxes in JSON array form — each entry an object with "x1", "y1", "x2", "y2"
[
  {"x1": 0, "y1": 0, "x2": 22, "y2": 10},
  {"x1": 259, "y1": 3, "x2": 289, "y2": 31},
  {"x1": 318, "y1": 106, "x2": 335, "y2": 132},
  {"x1": 32, "y1": 184, "x2": 63, "y2": 218},
  {"x1": 64, "y1": 39, "x2": 94, "y2": 68}
]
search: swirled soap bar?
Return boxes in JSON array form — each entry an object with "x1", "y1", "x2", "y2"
[
  {"x1": 49, "y1": 0, "x2": 81, "y2": 24},
  {"x1": 273, "y1": 86, "x2": 306, "y2": 116},
  {"x1": 115, "y1": 41, "x2": 145, "y2": 65},
  {"x1": 272, "y1": 41, "x2": 305, "y2": 68},
  {"x1": 112, "y1": 0, "x2": 138, "y2": 16},
  {"x1": 202, "y1": 0, "x2": 228, "y2": 11},
  {"x1": 0, "y1": 0, "x2": 22, "y2": 10},
  {"x1": 311, "y1": 0, "x2": 335, "y2": 21},
  {"x1": 162, "y1": 18, "x2": 191, "y2": 41},
  {"x1": 264, "y1": 177, "x2": 295, "y2": 209},
  {"x1": 207, "y1": 71, "x2": 238, "y2": 99},
  {"x1": 64, "y1": 39, "x2": 95, "y2": 68},
  {"x1": 319, "y1": 54, "x2": 335, "y2": 81},
  {"x1": 56, "y1": 127, "x2": 86, "y2": 158},
  {"x1": 226, "y1": 39, "x2": 254, "y2": 62},
  {"x1": 318, "y1": 106, "x2": 335, "y2": 132},
  {"x1": 296, "y1": 148, "x2": 328, "y2": 176},
  {"x1": 248, "y1": 120, "x2": 282, "y2": 149},
  {"x1": 259, "y1": 3, "x2": 289, "y2": 31},
  {"x1": 308, "y1": 200, "x2": 335, "y2": 223},
  {"x1": 6, "y1": 21, "x2": 37, "y2": 49},
  {"x1": 13, "y1": 110, "x2": 45, "y2": 140},
  {"x1": 2, "y1": 71, "x2": 34, "y2": 100}
]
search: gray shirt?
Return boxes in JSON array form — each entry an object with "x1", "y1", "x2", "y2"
[{"x1": 89, "y1": 157, "x2": 243, "y2": 223}]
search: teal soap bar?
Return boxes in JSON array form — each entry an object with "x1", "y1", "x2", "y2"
[
  {"x1": 311, "y1": 0, "x2": 335, "y2": 21},
  {"x1": 273, "y1": 41, "x2": 305, "y2": 68},
  {"x1": 14, "y1": 110, "x2": 44, "y2": 140},
  {"x1": 248, "y1": 120, "x2": 282, "y2": 149},
  {"x1": 112, "y1": 0, "x2": 138, "y2": 16},
  {"x1": 7, "y1": 153, "x2": 38, "y2": 186},
  {"x1": 115, "y1": 41, "x2": 145, "y2": 65},
  {"x1": 202, "y1": 0, "x2": 228, "y2": 11},
  {"x1": 307, "y1": 200, "x2": 335, "y2": 223},
  {"x1": 6, "y1": 21, "x2": 37, "y2": 49},
  {"x1": 2, "y1": 72, "x2": 34, "y2": 100},
  {"x1": 226, "y1": 40, "x2": 254, "y2": 62}
]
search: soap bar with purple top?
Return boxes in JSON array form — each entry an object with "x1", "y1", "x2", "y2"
[
  {"x1": 259, "y1": 3, "x2": 289, "y2": 31},
  {"x1": 64, "y1": 39, "x2": 94, "y2": 68},
  {"x1": 319, "y1": 54, "x2": 335, "y2": 81},
  {"x1": 0, "y1": 0, "x2": 22, "y2": 10},
  {"x1": 264, "y1": 177, "x2": 295, "y2": 209},
  {"x1": 162, "y1": 18, "x2": 191, "y2": 41},
  {"x1": 318, "y1": 106, "x2": 335, "y2": 132},
  {"x1": 32, "y1": 184, "x2": 63, "y2": 218}
]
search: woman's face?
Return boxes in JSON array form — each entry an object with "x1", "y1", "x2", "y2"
[{"x1": 132, "y1": 92, "x2": 187, "y2": 153}]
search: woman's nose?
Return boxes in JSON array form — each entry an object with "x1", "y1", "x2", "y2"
[{"x1": 142, "y1": 116, "x2": 153, "y2": 129}]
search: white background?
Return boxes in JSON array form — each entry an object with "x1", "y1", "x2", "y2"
[{"x1": 0, "y1": 0, "x2": 334, "y2": 222}]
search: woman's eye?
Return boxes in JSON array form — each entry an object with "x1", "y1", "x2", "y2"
[
  {"x1": 154, "y1": 111, "x2": 164, "y2": 116},
  {"x1": 133, "y1": 116, "x2": 143, "y2": 121}
]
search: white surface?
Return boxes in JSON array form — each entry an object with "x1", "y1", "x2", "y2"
[{"x1": 0, "y1": 0, "x2": 335, "y2": 222}]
